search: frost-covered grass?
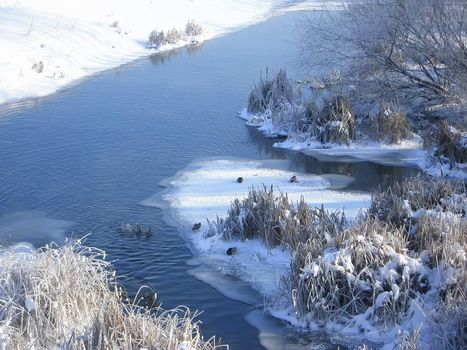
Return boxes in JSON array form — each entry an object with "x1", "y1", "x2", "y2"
[
  {"x1": 242, "y1": 70, "x2": 413, "y2": 148},
  {"x1": 0, "y1": 241, "x2": 221, "y2": 350},
  {"x1": 208, "y1": 185, "x2": 346, "y2": 250},
  {"x1": 370, "y1": 103, "x2": 412, "y2": 145},
  {"x1": 206, "y1": 175, "x2": 466, "y2": 349},
  {"x1": 424, "y1": 121, "x2": 467, "y2": 170},
  {"x1": 242, "y1": 70, "x2": 466, "y2": 178}
]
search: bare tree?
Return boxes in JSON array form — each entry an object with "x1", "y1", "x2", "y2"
[{"x1": 300, "y1": 0, "x2": 467, "y2": 106}]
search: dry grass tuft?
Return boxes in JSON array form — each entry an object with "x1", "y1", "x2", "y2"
[
  {"x1": 371, "y1": 103, "x2": 412, "y2": 144},
  {"x1": 396, "y1": 329, "x2": 421, "y2": 350},
  {"x1": 209, "y1": 185, "x2": 345, "y2": 251},
  {"x1": 0, "y1": 242, "x2": 222, "y2": 350},
  {"x1": 206, "y1": 175, "x2": 465, "y2": 347},
  {"x1": 148, "y1": 29, "x2": 165, "y2": 48},
  {"x1": 291, "y1": 218, "x2": 418, "y2": 328},
  {"x1": 428, "y1": 300, "x2": 467, "y2": 350},
  {"x1": 316, "y1": 95, "x2": 356, "y2": 144},
  {"x1": 369, "y1": 175, "x2": 465, "y2": 228},
  {"x1": 247, "y1": 70, "x2": 293, "y2": 115},
  {"x1": 433, "y1": 121, "x2": 467, "y2": 165}
]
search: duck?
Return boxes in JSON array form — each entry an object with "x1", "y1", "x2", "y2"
[
  {"x1": 290, "y1": 175, "x2": 298, "y2": 183},
  {"x1": 237, "y1": 177, "x2": 244, "y2": 183},
  {"x1": 226, "y1": 247, "x2": 237, "y2": 256},
  {"x1": 135, "y1": 223, "x2": 142, "y2": 236},
  {"x1": 192, "y1": 222, "x2": 201, "y2": 231},
  {"x1": 146, "y1": 226, "x2": 153, "y2": 237}
]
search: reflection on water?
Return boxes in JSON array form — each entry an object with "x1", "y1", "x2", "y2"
[
  {"x1": 245, "y1": 126, "x2": 418, "y2": 192},
  {"x1": 149, "y1": 44, "x2": 204, "y2": 66},
  {"x1": 0, "y1": 11, "x2": 416, "y2": 350}
]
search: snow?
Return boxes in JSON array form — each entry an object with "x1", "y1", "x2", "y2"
[
  {"x1": 143, "y1": 157, "x2": 370, "y2": 300},
  {"x1": 0, "y1": 0, "x2": 328, "y2": 105}
]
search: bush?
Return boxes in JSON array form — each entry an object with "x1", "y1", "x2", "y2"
[
  {"x1": 430, "y1": 121, "x2": 467, "y2": 166},
  {"x1": 313, "y1": 95, "x2": 356, "y2": 144},
  {"x1": 247, "y1": 69, "x2": 293, "y2": 115},
  {"x1": 209, "y1": 186, "x2": 345, "y2": 250},
  {"x1": 291, "y1": 218, "x2": 420, "y2": 329},
  {"x1": 148, "y1": 29, "x2": 165, "y2": 48},
  {"x1": 0, "y1": 242, "x2": 220, "y2": 349},
  {"x1": 185, "y1": 20, "x2": 203, "y2": 37},
  {"x1": 166, "y1": 28, "x2": 181, "y2": 44},
  {"x1": 371, "y1": 103, "x2": 412, "y2": 144}
]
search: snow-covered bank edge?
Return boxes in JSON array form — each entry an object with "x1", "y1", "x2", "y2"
[
  {"x1": 240, "y1": 68, "x2": 466, "y2": 178},
  {"x1": 0, "y1": 0, "x2": 330, "y2": 107},
  {"x1": 240, "y1": 107, "x2": 467, "y2": 178},
  {"x1": 141, "y1": 157, "x2": 373, "y2": 348}
]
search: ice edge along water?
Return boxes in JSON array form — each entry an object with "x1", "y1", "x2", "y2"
[
  {"x1": 142, "y1": 157, "x2": 372, "y2": 348},
  {"x1": 0, "y1": 0, "x2": 331, "y2": 106},
  {"x1": 239, "y1": 108, "x2": 467, "y2": 178}
]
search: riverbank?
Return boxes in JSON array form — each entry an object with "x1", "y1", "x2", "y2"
[
  {"x1": 0, "y1": 0, "x2": 329, "y2": 106},
  {"x1": 154, "y1": 159, "x2": 466, "y2": 349}
]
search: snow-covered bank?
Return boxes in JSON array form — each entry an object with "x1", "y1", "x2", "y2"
[
  {"x1": 241, "y1": 107, "x2": 426, "y2": 167},
  {"x1": 145, "y1": 160, "x2": 466, "y2": 350},
  {"x1": 241, "y1": 68, "x2": 467, "y2": 178},
  {"x1": 0, "y1": 0, "x2": 327, "y2": 105},
  {"x1": 142, "y1": 158, "x2": 370, "y2": 302}
]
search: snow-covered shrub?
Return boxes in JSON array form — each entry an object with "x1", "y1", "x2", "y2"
[
  {"x1": 148, "y1": 29, "x2": 165, "y2": 48},
  {"x1": 371, "y1": 103, "x2": 412, "y2": 144},
  {"x1": 313, "y1": 95, "x2": 355, "y2": 144},
  {"x1": 166, "y1": 28, "x2": 181, "y2": 44},
  {"x1": 247, "y1": 70, "x2": 293, "y2": 115},
  {"x1": 428, "y1": 300, "x2": 467, "y2": 350},
  {"x1": 185, "y1": 20, "x2": 203, "y2": 37},
  {"x1": 32, "y1": 61, "x2": 44, "y2": 74},
  {"x1": 395, "y1": 329, "x2": 421, "y2": 350},
  {"x1": 0, "y1": 242, "x2": 220, "y2": 349},
  {"x1": 291, "y1": 218, "x2": 422, "y2": 328},
  {"x1": 428, "y1": 121, "x2": 467, "y2": 166},
  {"x1": 369, "y1": 175, "x2": 465, "y2": 228}
]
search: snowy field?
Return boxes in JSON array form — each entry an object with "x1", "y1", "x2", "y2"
[
  {"x1": 142, "y1": 158, "x2": 370, "y2": 301},
  {"x1": 0, "y1": 0, "x2": 330, "y2": 105}
]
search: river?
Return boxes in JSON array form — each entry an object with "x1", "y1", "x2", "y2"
[{"x1": 0, "y1": 11, "x2": 417, "y2": 349}]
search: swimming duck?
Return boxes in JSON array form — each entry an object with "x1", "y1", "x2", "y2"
[{"x1": 226, "y1": 247, "x2": 237, "y2": 256}]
